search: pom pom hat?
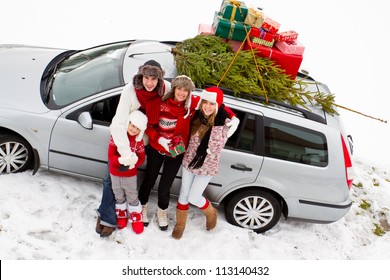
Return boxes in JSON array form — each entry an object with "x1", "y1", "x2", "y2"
[
  {"x1": 195, "y1": 86, "x2": 224, "y2": 114},
  {"x1": 127, "y1": 110, "x2": 148, "y2": 142}
]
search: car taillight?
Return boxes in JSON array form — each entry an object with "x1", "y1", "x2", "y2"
[{"x1": 341, "y1": 135, "x2": 353, "y2": 189}]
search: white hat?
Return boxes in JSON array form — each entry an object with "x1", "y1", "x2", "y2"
[{"x1": 127, "y1": 110, "x2": 148, "y2": 142}]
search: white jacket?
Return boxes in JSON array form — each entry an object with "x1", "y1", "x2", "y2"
[{"x1": 110, "y1": 80, "x2": 171, "y2": 158}]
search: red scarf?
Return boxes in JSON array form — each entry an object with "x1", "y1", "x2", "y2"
[{"x1": 135, "y1": 88, "x2": 161, "y2": 125}]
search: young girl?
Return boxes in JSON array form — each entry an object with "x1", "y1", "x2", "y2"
[
  {"x1": 108, "y1": 110, "x2": 148, "y2": 234},
  {"x1": 172, "y1": 87, "x2": 230, "y2": 239}
]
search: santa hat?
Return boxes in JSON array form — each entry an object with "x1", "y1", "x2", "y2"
[
  {"x1": 133, "y1": 60, "x2": 165, "y2": 96},
  {"x1": 127, "y1": 110, "x2": 148, "y2": 142},
  {"x1": 162, "y1": 75, "x2": 195, "y2": 118},
  {"x1": 195, "y1": 86, "x2": 224, "y2": 114}
]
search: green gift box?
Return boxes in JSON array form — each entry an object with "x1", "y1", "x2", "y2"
[
  {"x1": 213, "y1": 12, "x2": 251, "y2": 42},
  {"x1": 220, "y1": 0, "x2": 248, "y2": 22}
]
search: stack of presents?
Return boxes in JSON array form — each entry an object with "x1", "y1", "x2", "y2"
[{"x1": 198, "y1": 0, "x2": 305, "y2": 79}]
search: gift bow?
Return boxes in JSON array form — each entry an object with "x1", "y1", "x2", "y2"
[
  {"x1": 229, "y1": 0, "x2": 242, "y2": 7},
  {"x1": 248, "y1": 7, "x2": 262, "y2": 19}
]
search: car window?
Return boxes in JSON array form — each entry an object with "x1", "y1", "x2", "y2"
[
  {"x1": 90, "y1": 95, "x2": 120, "y2": 126},
  {"x1": 226, "y1": 110, "x2": 258, "y2": 154},
  {"x1": 50, "y1": 42, "x2": 130, "y2": 108},
  {"x1": 264, "y1": 118, "x2": 328, "y2": 167}
]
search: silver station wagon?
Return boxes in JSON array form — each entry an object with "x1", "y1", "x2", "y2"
[{"x1": 0, "y1": 40, "x2": 354, "y2": 233}]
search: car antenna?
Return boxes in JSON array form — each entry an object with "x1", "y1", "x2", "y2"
[{"x1": 128, "y1": 50, "x2": 171, "y2": 57}]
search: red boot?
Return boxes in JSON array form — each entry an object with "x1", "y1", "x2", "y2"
[
  {"x1": 116, "y1": 202, "x2": 128, "y2": 229},
  {"x1": 128, "y1": 202, "x2": 144, "y2": 234},
  {"x1": 129, "y1": 211, "x2": 144, "y2": 234}
]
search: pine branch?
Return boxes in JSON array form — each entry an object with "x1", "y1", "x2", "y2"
[{"x1": 172, "y1": 35, "x2": 338, "y2": 115}]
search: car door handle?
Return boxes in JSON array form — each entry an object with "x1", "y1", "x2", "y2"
[{"x1": 230, "y1": 164, "x2": 252, "y2": 172}]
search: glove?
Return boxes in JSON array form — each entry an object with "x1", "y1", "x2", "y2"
[
  {"x1": 226, "y1": 116, "x2": 240, "y2": 138},
  {"x1": 118, "y1": 153, "x2": 138, "y2": 167},
  {"x1": 158, "y1": 137, "x2": 171, "y2": 152}
]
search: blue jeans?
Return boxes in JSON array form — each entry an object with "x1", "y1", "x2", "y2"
[{"x1": 97, "y1": 166, "x2": 116, "y2": 227}]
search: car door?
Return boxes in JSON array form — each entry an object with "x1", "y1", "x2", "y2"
[
  {"x1": 48, "y1": 93, "x2": 121, "y2": 180},
  {"x1": 203, "y1": 110, "x2": 264, "y2": 203}
]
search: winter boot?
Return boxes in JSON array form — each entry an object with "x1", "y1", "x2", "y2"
[
  {"x1": 128, "y1": 202, "x2": 144, "y2": 234},
  {"x1": 172, "y1": 208, "x2": 188, "y2": 240},
  {"x1": 201, "y1": 201, "x2": 218, "y2": 230},
  {"x1": 100, "y1": 226, "x2": 115, "y2": 237},
  {"x1": 115, "y1": 202, "x2": 128, "y2": 229},
  {"x1": 95, "y1": 216, "x2": 104, "y2": 234},
  {"x1": 142, "y1": 204, "x2": 149, "y2": 227},
  {"x1": 157, "y1": 207, "x2": 168, "y2": 231}
]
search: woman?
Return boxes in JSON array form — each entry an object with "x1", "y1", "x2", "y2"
[
  {"x1": 172, "y1": 87, "x2": 231, "y2": 239},
  {"x1": 138, "y1": 75, "x2": 195, "y2": 230}
]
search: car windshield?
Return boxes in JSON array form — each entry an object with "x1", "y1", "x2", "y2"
[{"x1": 48, "y1": 42, "x2": 130, "y2": 108}]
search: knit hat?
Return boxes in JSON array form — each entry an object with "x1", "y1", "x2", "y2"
[
  {"x1": 162, "y1": 75, "x2": 195, "y2": 117},
  {"x1": 127, "y1": 110, "x2": 148, "y2": 142},
  {"x1": 133, "y1": 60, "x2": 165, "y2": 96},
  {"x1": 195, "y1": 86, "x2": 224, "y2": 115}
]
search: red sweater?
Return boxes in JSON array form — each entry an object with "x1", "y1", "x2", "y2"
[
  {"x1": 108, "y1": 134, "x2": 145, "y2": 177},
  {"x1": 146, "y1": 98, "x2": 191, "y2": 156}
]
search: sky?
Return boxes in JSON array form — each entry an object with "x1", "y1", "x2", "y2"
[{"x1": 1, "y1": 0, "x2": 390, "y2": 278}]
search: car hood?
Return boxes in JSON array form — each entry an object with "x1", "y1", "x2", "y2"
[{"x1": 0, "y1": 44, "x2": 67, "y2": 113}]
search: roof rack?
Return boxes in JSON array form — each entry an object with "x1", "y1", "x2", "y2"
[{"x1": 202, "y1": 84, "x2": 327, "y2": 124}]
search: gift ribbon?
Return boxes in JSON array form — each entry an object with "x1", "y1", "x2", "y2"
[
  {"x1": 224, "y1": 0, "x2": 244, "y2": 21},
  {"x1": 228, "y1": 22, "x2": 235, "y2": 39}
]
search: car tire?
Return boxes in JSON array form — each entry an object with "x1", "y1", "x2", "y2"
[
  {"x1": 0, "y1": 134, "x2": 33, "y2": 174},
  {"x1": 225, "y1": 189, "x2": 282, "y2": 233}
]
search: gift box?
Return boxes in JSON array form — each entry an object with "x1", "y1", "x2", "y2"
[
  {"x1": 213, "y1": 12, "x2": 251, "y2": 41},
  {"x1": 275, "y1": 30, "x2": 299, "y2": 42},
  {"x1": 244, "y1": 7, "x2": 264, "y2": 28},
  {"x1": 220, "y1": 0, "x2": 248, "y2": 22},
  {"x1": 275, "y1": 40, "x2": 305, "y2": 55},
  {"x1": 252, "y1": 37, "x2": 274, "y2": 47},
  {"x1": 198, "y1": 23, "x2": 215, "y2": 36},
  {"x1": 261, "y1": 17, "x2": 281, "y2": 34},
  {"x1": 244, "y1": 40, "x2": 303, "y2": 79},
  {"x1": 223, "y1": 39, "x2": 245, "y2": 52},
  {"x1": 169, "y1": 136, "x2": 185, "y2": 157}
]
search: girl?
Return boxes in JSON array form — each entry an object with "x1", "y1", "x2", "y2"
[{"x1": 172, "y1": 87, "x2": 230, "y2": 239}]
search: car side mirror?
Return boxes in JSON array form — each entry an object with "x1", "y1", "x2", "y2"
[{"x1": 77, "y1": 112, "x2": 93, "y2": 130}]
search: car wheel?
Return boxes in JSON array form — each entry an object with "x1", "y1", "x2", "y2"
[
  {"x1": 225, "y1": 189, "x2": 282, "y2": 233},
  {"x1": 0, "y1": 134, "x2": 33, "y2": 174}
]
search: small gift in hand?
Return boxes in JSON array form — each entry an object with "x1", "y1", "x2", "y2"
[{"x1": 169, "y1": 136, "x2": 185, "y2": 157}]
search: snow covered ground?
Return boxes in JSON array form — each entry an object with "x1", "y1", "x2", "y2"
[{"x1": 1, "y1": 0, "x2": 389, "y2": 279}]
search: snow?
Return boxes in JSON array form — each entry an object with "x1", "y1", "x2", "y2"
[{"x1": 1, "y1": 0, "x2": 390, "y2": 278}]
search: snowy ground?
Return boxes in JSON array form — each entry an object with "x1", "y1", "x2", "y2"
[{"x1": 0, "y1": 156, "x2": 389, "y2": 261}]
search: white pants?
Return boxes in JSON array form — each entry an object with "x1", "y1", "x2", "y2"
[{"x1": 178, "y1": 167, "x2": 213, "y2": 208}]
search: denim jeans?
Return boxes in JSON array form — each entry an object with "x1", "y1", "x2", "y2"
[{"x1": 97, "y1": 166, "x2": 116, "y2": 227}]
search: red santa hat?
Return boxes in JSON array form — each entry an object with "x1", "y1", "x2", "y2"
[{"x1": 195, "y1": 86, "x2": 224, "y2": 114}]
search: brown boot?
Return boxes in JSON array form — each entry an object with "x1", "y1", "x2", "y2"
[
  {"x1": 172, "y1": 209, "x2": 188, "y2": 240},
  {"x1": 201, "y1": 203, "x2": 218, "y2": 230},
  {"x1": 100, "y1": 226, "x2": 115, "y2": 237},
  {"x1": 95, "y1": 216, "x2": 103, "y2": 234}
]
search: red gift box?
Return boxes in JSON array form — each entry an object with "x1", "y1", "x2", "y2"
[
  {"x1": 275, "y1": 30, "x2": 299, "y2": 42},
  {"x1": 244, "y1": 40, "x2": 303, "y2": 79},
  {"x1": 261, "y1": 17, "x2": 280, "y2": 34}
]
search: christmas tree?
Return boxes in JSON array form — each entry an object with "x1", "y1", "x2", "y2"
[{"x1": 172, "y1": 35, "x2": 337, "y2": 115}]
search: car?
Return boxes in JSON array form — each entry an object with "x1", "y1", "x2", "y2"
[{"x1": 0, "y1": 40, "x2": 354, "y2": 233}]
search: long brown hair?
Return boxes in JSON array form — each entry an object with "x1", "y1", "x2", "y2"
[{"x1": 191, "y1": 100, "x2": 216, "y2": 139}]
